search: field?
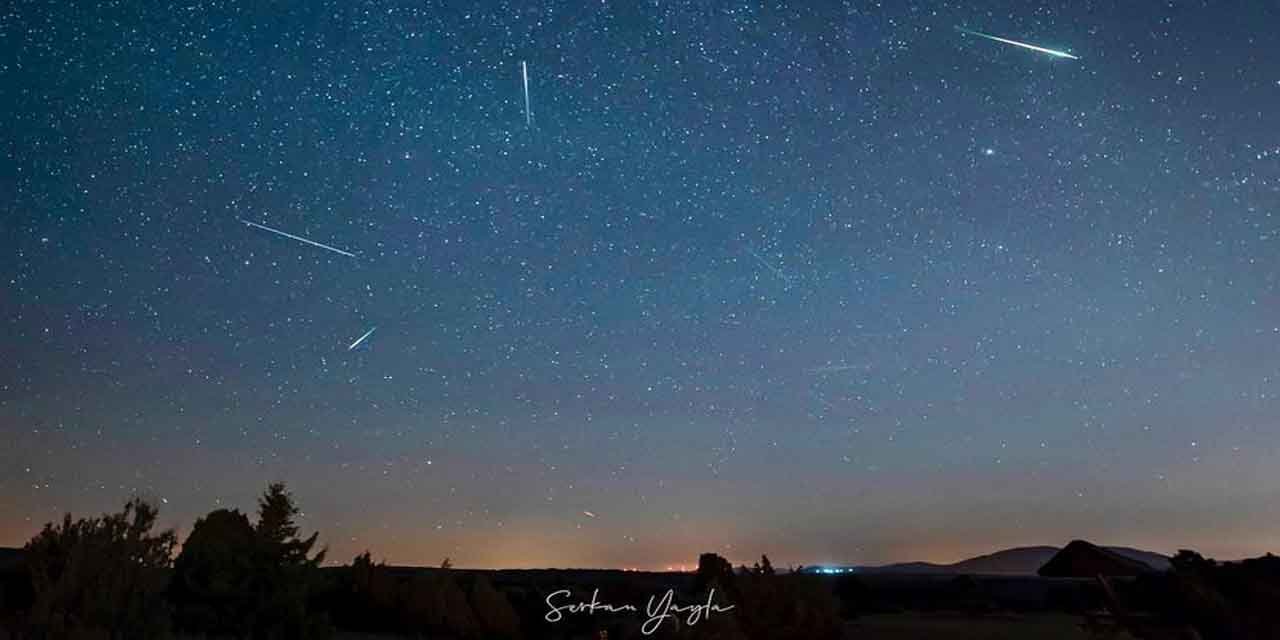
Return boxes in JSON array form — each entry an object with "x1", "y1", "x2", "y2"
[
  {"x1": 847, "y1": 612, "x2": 1135, "y2": 640},
  {"x1": 322, "y1": 613, "x2": 1135, "y2": 640}
]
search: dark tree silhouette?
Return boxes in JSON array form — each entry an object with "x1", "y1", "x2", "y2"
[
  {"x1": 1170, "y1": 549, "x2": 1215, "y2": 573},
  {"x1": 248, "y1": 482, "x2": 329, "y2": 640},
  {"x1": 170, "y1": 508, "x2": 257, "y2": 637},
  {"x1": 256, "y1": 482, "x2": 325, "y2": 566},
  {"x1": 170, "y1": 483, "x2": 330, "y2": 639},
  {"x1": 695, "y1": 552, "x2": 737, "y2": 594},
  {"x1": 760, "y1": 555, "x2": 775, "y2": 576},
  {"x1": 23, "y1": 498, "x2": 176, "y2": 640}
]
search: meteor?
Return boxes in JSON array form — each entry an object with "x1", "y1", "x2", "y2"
[
  {"x1": 956, "y1": 26, "x2": 1079, "y2": 60},
  {"x1": 347, "y1": 327, "x2": 376, "y2": 351},
  {"x1": 239, "y1": 219, "x2": 358, "y2": 258},
  {"x1": 521, "y1": 60, "x2": 532, "y2": 127}
]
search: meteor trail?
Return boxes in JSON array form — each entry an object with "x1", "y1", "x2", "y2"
[
  {"x1": 956, "y1": 26, "x2": 1079, "y2": 60},
  {"x1": 347, "y1": 327, "x2": 376, "y2": 351},
  {"x1": 521, "y1": 60, "x2": 531, "y2": 127},
  {"x1": 239, "y1": 219, "x2": 357, "y2": 258}
]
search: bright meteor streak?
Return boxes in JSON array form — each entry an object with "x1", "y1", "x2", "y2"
[
  {"x1": 347, "y1": 327, "x2": 376, "y2": 351},
  {"x1": 521, "y1": 60, "x2": 532, "y2": 127},
  {"x1": 956, "y1": 27, "x2": 1079, "y2": 60},
  {"x1": 239, "y1": 219, "x2": 358, "y2": 258}
]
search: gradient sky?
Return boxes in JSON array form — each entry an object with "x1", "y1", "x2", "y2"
[{"x1": 3, "y1": 1, "x2": 1280, "y2": 570}]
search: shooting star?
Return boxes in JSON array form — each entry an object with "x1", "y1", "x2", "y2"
[
  {"x1": 347, "y1": 327, "x2": 376, "y2": 351},
  {"x1": 521, "y1": 60, "x2": 532, "y2": 127},
  {"x1": 239, "y1": 219, "x2": 357, "y2": 258},
  {"x1": 956, "y1": 26, "x2": 1079, "y2": 60}
]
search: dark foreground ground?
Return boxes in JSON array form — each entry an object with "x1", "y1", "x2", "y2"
[
  {"x1": 319, "y1": 568, "x2": 1127, "y2": 639},
  {"x1": 326, "y1": 614, "x2": 1128, "y2": 640},
  {"x1": 846, "y1": 612, "x2": 1135, "y2": 639},
  {"x1": 326, "y1": 612, "x2": 1124, "y2": 640},
  {"x1": 12, "y1": 549, "x2": 1280, "y2": 639}
]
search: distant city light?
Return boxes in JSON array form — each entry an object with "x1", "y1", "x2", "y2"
[{"x1": 814, "y1": 567, "x2": 852, "y2": 574}]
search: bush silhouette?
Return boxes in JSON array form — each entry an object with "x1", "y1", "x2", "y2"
[
  {"x1": 1144, "y1": 550, "x2": 1280, "y2": 640},
  {"x1": 730, "y1": 572, "x2": 843, "y2": 639},
  {"x1": 464, "y1": 574, "x2": 521, "y2": 639},
  {"x1": 22, "y1": 497, "x2": 177, "y2": 640},
  {"x1": 688, "y1": 553, "x2": 842, "y2": 640},
  {"x1": 330, "y1": 552, "x2": 521, "y2": 639}
]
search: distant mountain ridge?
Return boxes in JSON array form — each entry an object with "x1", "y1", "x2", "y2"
[{"x1": 847, "y1": 544, "x2": 1170, "y2": 575}]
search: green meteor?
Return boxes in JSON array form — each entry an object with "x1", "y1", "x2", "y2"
[{"x1": 957, "y1": 26, "x2": 1080, "y2": 60}]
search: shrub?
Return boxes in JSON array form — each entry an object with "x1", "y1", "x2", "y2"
[{"x1": 24, "y1": 498, "x2": 177, "y2": 640}]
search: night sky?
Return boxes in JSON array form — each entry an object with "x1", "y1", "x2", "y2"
[{"x1": 4, "y1": 1, "x2": 1280, "y2": 570}]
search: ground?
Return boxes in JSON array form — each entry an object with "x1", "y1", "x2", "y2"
[{"x1": 845, "y1": 612, "x2": 1138, "y2": 640}]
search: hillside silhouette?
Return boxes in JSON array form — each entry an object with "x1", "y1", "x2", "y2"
[{"x1": 836, "y1": 544, "x2": 1170, "y2": 575}]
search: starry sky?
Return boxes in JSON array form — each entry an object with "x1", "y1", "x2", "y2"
[{"x1": 3, "y1": 1, "x2": 1280, "y2": 570}]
